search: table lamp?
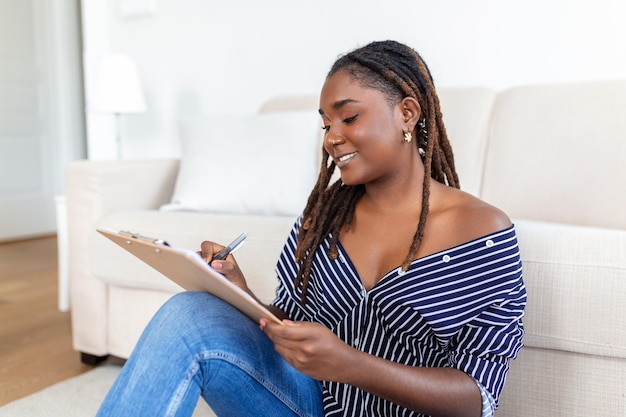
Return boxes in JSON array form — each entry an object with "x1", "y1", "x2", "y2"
[{"x1": 91, "y1": 54, "x2": 146, "y2": 159}]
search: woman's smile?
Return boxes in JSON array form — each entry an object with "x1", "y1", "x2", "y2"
[{"x1": 335, "y1": 151, "x2": 357, "y2": 168}]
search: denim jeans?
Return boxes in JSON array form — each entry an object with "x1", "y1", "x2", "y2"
[{"x1": 96, "y1": 292, "x2": 324, "y2": 417}]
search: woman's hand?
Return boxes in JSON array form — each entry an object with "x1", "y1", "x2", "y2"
[
  {"x1": 260, "y1": 319, "x2": 360, "y2": 382},
  {"x1": 199, "y1": 240, "x2": 248, "y2": 292}
]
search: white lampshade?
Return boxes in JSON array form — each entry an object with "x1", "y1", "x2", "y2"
[{"x1": 91, "y1": 54, "x2": 146, "y2": 114}]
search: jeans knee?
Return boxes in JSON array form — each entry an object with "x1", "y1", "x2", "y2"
[
  {"x1": 155, "y1": 292, "x2": 253, "y2": 334},
  {"x1": 166, "y1": 291, "x2": 208, "y2": 312},
  {"x1": 152, "y1": 291, "x2": 214, "y2": 329},
  {"x1": 144, "y1": 292, "x2": 265, "y2": 357}
]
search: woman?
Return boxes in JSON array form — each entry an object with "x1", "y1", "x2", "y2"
[{"x1": 97, "y1": 40, "x2": 526, "y2": 417}]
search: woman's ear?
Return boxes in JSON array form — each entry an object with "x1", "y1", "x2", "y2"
[{"x1": 400, "y1": 97, "x2": 421, "y2": 132}]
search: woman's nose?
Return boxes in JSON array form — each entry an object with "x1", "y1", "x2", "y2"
[{"x1": 324, "y1": 130, "x2": 345, "y2": 149}]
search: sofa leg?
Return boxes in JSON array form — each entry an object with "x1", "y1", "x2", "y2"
[{"x1": 80, "y1": 352, "x2": 109, "y2": 365}]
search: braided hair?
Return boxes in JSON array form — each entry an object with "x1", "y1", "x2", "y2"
[{"x1": 294, "y1": 40, "x2": 460, "y2": 304}]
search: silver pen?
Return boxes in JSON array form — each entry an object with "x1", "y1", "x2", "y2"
[{"x1": 210, "y1": 232, "x2": 247, "y2": 263}]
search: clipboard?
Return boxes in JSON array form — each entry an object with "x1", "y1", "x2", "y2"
[{"x1": 96, "y1": 227, "x2": 282, "y2": 325}]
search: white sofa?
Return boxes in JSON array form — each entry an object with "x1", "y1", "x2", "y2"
[{"x1": 66, "y1": 81, "x2": 626, "y2": 416}]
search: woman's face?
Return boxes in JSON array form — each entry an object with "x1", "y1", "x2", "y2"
[{"x1": 319, "y1": 70, "x2": 415, "y2": 187}]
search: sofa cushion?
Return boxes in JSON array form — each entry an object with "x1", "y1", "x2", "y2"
[
  {"x1": 162, "y1": 110, "x2": 321, "y2": 216},
  {"x1": 481, "y1": 80, "x2": 626, "y2": 229},
  {"x1": 92, "y1": 210, "x2": 297, "y2": 303}
]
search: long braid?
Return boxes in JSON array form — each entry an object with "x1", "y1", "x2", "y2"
[{"x1": 295, "y1": 40, "x2": 460, "y2": 304}]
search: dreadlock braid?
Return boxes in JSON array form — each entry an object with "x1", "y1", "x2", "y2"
[{"x1": 295, "y1": 40, "x2": 460, "y2": 304}]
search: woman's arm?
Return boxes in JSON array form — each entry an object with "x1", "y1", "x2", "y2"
[
  {"x1": 261, "y1": 320, "x2": 482, "y2": 417},
  {"x1": 346, "y1": 346, "x2": 482, "y2": 417}
]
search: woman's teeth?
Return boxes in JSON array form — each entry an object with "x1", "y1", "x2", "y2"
[{"x1": 339, "y1": 152, "x2": 356, "y2": 162}]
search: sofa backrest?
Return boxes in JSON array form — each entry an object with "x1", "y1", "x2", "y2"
[
  {"x1": 481, "y1": 80, "x2": 626, "y2": 229},
  {"x1": 258, "y1": 88, "x2": 497, "y2": 197},
  {"x1": 437, "y1": 87, "x2": 496, "y2": 196},
  {"x1": 258, "y1": 94, "x2": 319, "y2": 114},
  {"x1": 258, "y1": 81, "x2": 626, "y2": 230}
]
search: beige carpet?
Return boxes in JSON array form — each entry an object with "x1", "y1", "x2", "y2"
[{"x1": 0, "y1": 365, "x2": 214, "y2": 416}]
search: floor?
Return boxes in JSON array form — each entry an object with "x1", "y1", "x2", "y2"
[{"x1": 0, "y1": 236, "x2": 94, "y2": 406}]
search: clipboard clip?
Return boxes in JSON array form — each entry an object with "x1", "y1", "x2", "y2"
[{"x1": 119, "y1": 230, "x2": 170, "y2": 247}]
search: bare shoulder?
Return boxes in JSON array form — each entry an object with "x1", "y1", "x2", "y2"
[
  {"x1": 427, "y1": 183, "x2": 512, "y2": 247},
  {"x1": 455, "y1": 192, "x2": 512, "y2": 238}
]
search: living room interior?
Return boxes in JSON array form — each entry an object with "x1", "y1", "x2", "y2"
[{"x1": 1, "y1": 0, "x2": 625, "y2": 416}]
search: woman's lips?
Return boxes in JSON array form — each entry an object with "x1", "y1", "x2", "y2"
[{"x1": 336, "y1": 152, "x2": 356, "y2": 168}]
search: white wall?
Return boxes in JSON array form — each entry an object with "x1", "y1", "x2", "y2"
[
  {"x1": 81, "y1": 0, "x2": 626, "y2": 160},
  {"x1": 0, "y1": 0, "x2": 84, "y2": 240}
]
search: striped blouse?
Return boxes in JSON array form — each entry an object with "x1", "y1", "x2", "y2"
[{"x1": 272, "y1": 220, "x2": 526, "y2": 417}]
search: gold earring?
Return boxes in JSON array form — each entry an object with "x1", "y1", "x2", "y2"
[{"x1": 403, "y1": 131, "x2": 412, "y2": 143}]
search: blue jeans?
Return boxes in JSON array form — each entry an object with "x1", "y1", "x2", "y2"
[{"x1": 97, "y1": 292, "x2": 324, "y2": 417}]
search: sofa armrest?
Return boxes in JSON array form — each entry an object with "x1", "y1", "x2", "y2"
[
  {"x1": 66, "y1": 159, "x2": 180, "y2": 214},
  {"x1": 65, "y1": 159, "x2": 180, "y2": 357}
]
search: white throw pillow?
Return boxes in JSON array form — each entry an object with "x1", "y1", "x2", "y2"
[{"x1": 161, "y1": 111, "x2": 322, "y2": 216}]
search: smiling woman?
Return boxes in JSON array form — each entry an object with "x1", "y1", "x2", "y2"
[
  {"x1": 95, "y1": 41, "x2": 526, "y2": 417},
  {"x1": 298, "y1": 41, "x2": 499, "y2": 294}
]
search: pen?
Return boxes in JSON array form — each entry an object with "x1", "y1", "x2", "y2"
[{"x1": 210, "y1": 232, "x2": 248, "y2": 263}]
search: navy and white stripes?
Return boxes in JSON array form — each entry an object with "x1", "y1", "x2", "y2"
[{"x1": 272, "y1": 220, "x2": 526, "y2": 417}]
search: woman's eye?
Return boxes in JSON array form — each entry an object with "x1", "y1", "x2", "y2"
[
  {"x1": 343, "y1": 115, "x2": 358, "y2": 124},
  {"x1": 321, "y1": 125, "x2": 330, "y2": 132}
]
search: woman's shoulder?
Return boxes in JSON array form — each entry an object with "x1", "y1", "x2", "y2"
[
  {"x1": 449, "y1": 188, "x2": 511, "y2": 233},
  {"x1": 427, "y1": 184, "x2": 512, "y2": 248}
]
